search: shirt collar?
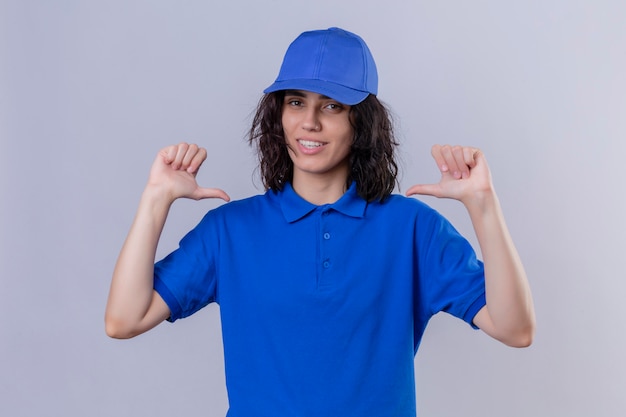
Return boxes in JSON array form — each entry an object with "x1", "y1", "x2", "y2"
[{"x1": 278, "y1": 182, "x2": 367, "y2": 223}]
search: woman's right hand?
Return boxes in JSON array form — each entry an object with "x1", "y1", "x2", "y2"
[
  {"x1": 147, "y1": 142, "x2": 230, "y2": 203},
  {"x1": 105, "y1": 143, "x2": 229, "y2": 339}
]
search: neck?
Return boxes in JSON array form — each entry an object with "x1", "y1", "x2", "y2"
[{"x1": 291, "y1": 171, "x2": 349, "y2": 205}]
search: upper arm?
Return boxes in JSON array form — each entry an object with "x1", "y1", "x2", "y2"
[
  {"x1": 472, "y1": 305, "x2": 496, "y2": 338},
  {"x1": 472, "y1": 305, "x2": 534, "y2": 348},
  {"x1": 139, "y1": 290, "x2": 172, "y2": 332},
  {"x1": 105, "y1": 290, "x2": 171, "y2": 339}
]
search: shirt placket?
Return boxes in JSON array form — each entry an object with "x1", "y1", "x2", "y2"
[{"x1": 318, "y1": 208, "x2": 334, "y2": 289}]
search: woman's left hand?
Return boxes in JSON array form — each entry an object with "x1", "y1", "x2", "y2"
[{"x1": 406, "y1": 144, "x2": 494, "y2": 205}]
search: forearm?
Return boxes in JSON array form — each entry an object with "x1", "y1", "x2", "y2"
[
  {"x1": 465, "y1": 190, "x2": 535, "y2": 346},
  {"x1": 105, "y1": 187, "x2": 173, "y2": 338}
]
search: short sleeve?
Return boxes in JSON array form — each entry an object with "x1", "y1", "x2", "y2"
[
  {"x1": 415, "y1": 206, "x2": 486, "y2": 329},
  {"x1": 153, "y1": 212, "x2": 219, "y2": 322}
]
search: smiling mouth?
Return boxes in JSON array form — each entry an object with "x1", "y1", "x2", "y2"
[{"x1": 298, "y1": 139, "x2": 325, "y2": 149}]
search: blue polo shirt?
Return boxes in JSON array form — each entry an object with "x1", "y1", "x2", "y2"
[{"x1": 154, "y1": 182, "x2": 486, "y2": 417}]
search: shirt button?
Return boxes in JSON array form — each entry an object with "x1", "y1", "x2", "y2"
[
  {"x1": 323, "y1": 232, "x2": 331, "y2": 240},
  {"x1": 323, "y1": 260, "x2": 330, "y2": 268}
]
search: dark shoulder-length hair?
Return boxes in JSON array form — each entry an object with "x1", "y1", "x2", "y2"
[{"x1": 248, "y1": 91, "x2": 399, "y2": 202}]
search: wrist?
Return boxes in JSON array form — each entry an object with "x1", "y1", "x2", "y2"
[
  {"x1": 141, "y1": 184, "x2": 176, "y2": 211},
  {"x1": 462, "y1": 186, "x2": 500, "y2": 217}
]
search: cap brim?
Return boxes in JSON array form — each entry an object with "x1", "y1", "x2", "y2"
[{"x1": 263, "y1": 79, "x2": 370, "y2": 106}]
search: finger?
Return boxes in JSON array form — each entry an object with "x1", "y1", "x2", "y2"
[
  {"x1": 439, "y1": 145, "x2": 463, "y2": 179},
  {"x1": 430, "y1": 144, "x2": 448, "y2": 173},
  {"x1": 449, "y1": 145, "x2": 471, "y2": 179},
  {"x1": 193, "y1": 187, "x2": 231, "y2": 202},
  {"x1": 187, "y1": 147, "x2": 207, "y2": 174},
  {"x1": 464, "y1": 146, "x2": 481, "y2": 167},
  {"x1": 161, "y1": 145, "x2": 178, "y2": 165},
  {"x1": 460, "y1": 147, "x2": 481, "y2": 179},
  {"x1": 463, "y1": 147, "x2": 476, "y2": 168},
  {"x1": 406, "y1": 183, "x2": 442, "y2": 198},
  {"x1": 180, "y1": 143, "x2": 199, "y2": 170},
  {"x1": 431, "y1": 145, "x2": 461, "y2": 178},
  {"x1": 172, "y1": 142, "x2": 190, "y2": 170}
]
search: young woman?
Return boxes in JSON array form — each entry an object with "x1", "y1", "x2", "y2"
[{"x1": 106, "y1": 27, "x2": 535, "y2": 416}]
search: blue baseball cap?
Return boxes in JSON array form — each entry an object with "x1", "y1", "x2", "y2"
[{"x1": 264, "y1": 27, "x2": 378, "y2": 105}]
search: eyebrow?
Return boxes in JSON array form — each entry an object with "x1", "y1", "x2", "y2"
[{"x1": 284, "y1": 90, "x2": 332, "y2": 100}]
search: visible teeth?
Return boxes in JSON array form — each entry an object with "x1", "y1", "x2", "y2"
[{"x1": 299, "y1": 140, "x2": 323, "y2": 148}]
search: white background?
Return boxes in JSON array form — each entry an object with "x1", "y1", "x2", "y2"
[{"x1": 1, "y1": 1, "x2": 625, "y2": 416}]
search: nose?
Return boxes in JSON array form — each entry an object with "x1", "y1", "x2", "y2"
[{"x1": 302, "y1": 107, "x2": 321, "y2": 131}]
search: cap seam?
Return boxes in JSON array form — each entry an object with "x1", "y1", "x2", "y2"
[
  {"x1": 359, "y1": 39, "x2": 368, "y2": 90},
  {"x1": 313, "y1": 31, "x2": 329, "y2": 79}
]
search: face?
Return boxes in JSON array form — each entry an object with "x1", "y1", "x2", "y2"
[{"x1": 281, "y1": 90, "x2": 354, "y2": 185}]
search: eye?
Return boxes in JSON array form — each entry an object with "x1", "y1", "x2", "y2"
[
  {"x1": 325, "y1": 102, "x2": 343, "y2": 111},
  {"x1": 286, "y1": 99, "x2": 302, "y2": 107}
]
